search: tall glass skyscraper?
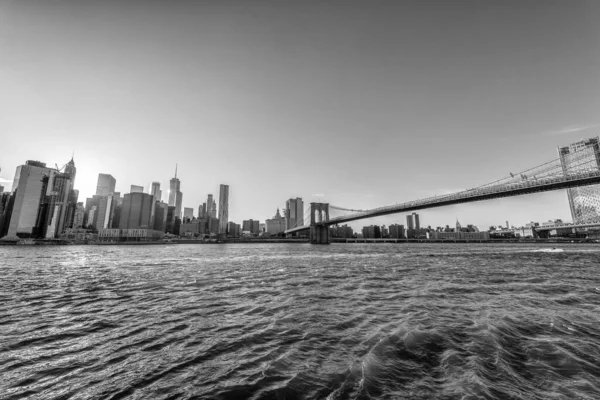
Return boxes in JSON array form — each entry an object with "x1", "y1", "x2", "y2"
[
  {"x1": 206, "y1": 194, "x2": 216, "y2": 218},
  {"x1": 168, "y1": 166, "x2": 183, "y2": 219},
  {"x1": 150, "y1": 182, "x2": 162, "y2": 202},
  {"x1": 218, "y1": 184, "x2": 229, "y2": 234},
  {"x1": 96, "y1": 173, "x2": 116, "y2": 196},
  {"x1": 558, "y1": 136, "x2": 600, "y2": 223},
  {"x1": 6, "y1": 161, "x2": 52, "y2": 238},
  {"x1": 6, "y1": 159, "x2": 77, "y2": 239}
]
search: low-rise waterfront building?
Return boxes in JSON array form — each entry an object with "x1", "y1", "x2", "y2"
[
  {"x1": 98, "y1": 228, "x2": 164, "y2": 242},
  {"x1": 427, "y1": 231, "x2": 490, "y2": 240}
]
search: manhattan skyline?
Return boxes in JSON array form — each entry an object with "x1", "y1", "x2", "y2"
[{"x1": 1, "y1": 0, "x2": 599, "y2": 229}]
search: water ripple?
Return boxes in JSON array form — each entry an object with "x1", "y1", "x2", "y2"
[{"x1": 1, "y1": 243, "x2": 599, "y2": 399}]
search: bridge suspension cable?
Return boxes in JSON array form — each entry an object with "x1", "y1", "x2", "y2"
[
  {"x1": 289, "y1": 204, "x2": 312, "y2": 230},
  {"x1": 329, "y1": 205, "x2": 369, "y2": 213}
]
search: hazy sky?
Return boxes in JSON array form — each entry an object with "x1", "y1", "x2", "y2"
[{"x1": 1, "y1": 0, "x2": 599, "y2": 229}]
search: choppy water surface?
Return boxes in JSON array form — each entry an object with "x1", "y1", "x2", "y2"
[{"x1": 1, "y1": 243, "x2": 600, "y2": 400}]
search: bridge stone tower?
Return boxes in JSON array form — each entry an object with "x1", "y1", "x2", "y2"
[{"x1": 310, "y1": 202, "x2": 330, "y2": 244}]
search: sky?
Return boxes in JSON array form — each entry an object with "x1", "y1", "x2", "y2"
[{"x1": 1, "y1": 0, "x2": 599, "y2": 230}]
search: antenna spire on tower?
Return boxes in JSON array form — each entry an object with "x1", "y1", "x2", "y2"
[{"x1": 175, "y1": 163, "x2": 178, "y2": 178}]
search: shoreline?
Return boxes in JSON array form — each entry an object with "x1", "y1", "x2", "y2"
[{"x1": 1, "y1": 238, "x2": 598, "y2": 246}]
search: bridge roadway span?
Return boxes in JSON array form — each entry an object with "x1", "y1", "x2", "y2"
[{"x1": 285, "y1": 169, "x2": 600, "y2": 234}]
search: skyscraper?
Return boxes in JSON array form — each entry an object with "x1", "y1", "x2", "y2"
[
  {"x1": 96, "y1": 174, "x2": 116, "y2": 196},
  {"x1": 43, "y1": 170, "x2": 75, "y2": 238},
  {"x1": 93, "y1": 196, "x2": 114, "y2": 230},
  {"x1": 130, "y1": 185, "x2": 144, "y2": 193},
  {"x1": 168, "y1": 165, "x2": 183, "y2": 218},
  {"x1": 119, "y1": 193, "x2": 155, "y2": 230},
  {"x1": 175, "y1": 192, "x2": 183, "y2": 220},
  {"x1": 6, "y1": 161, "x2": 52, "y2": 238},
  {"x1": 218, "y1": 184, "x2": 229, "y2": 234},
  {"x1": 406, "y1": 214, "x2": 414, "y2": 230},
  {"x1": 65, "y1": 158, "x2": 76, "y2": 184},
  {"x1": 558, "y1": 136, "x2": 600, "y2": 223},
  {"x1": 72, "y1": 203, "x2": 85, "y2": 229},
  {"x1": 154, "y1": 202, "x2": 169, "y2": 232},
  {"x1": 285, "y1": 197, "x2": 304, "y2": 229},
  {"x1": 184, "y1": 207, "x2": 194, "y2": 221},
  {"x1": 4, "y1": 159, "x2": 77, "y2": 239},
  {"x1": 206, "y1": 194, "x2": 214, "y2": 217},
  {"x1": 150, "y1": 182, "x2": 162, "y2": 202}
]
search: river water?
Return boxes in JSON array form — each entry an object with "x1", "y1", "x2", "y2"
[{"x1": 1, "y1": 243, "x2": 599, "y2": 400}]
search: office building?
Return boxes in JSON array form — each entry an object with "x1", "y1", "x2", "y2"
[
  {"x1": 184, "y1": 207, "x2": 194, "y2": 222},
  {"x1": 84, "y1": 193, "x2": 117, "y2": 231},
  {"x1": 180, "y1": 219, "x2": 207, "y2": 237},
  {"x1": 110, "y1": 194, "x2": 123, "y2": 229},
  {"x1": 96, "y1": 174, "x2": 116, "y2": 196},
  {"x1": 5, "y1": 160, "x2": 76, "y2": 239},
  {"x1": 130, "y1": 185, "x2": 144, "y2": 193},
  {"x1": 227, "y1": 221, "x2": 241, "y2": 237},
  {"x1": 285, "y1": 198, "x2": 304, "y2": 230},
  {"x1": 175, "y1": 192, "x2": 183, "y2": 220},
  {"x1": 0, "y1": 192, "x2": 15, "y2": 238},
  {"x1": 208, "y1": 218, "x2": 220, "y2": 235},
  {"x1": 0, "y1": 185, "x2": 4, "y2": 193},
  {"x1": 405, "y1": 213, "x2": 420, "y2": 238},
  {"x1": 72, "y1": 203, "x2": 85, "y2": 229},
  {"x1": 331, "y1": 224, "x2": 353, "y2": 238},
  {"x1": 408, "y1": 213, "x2": 420, "y2": 230},
  {"x1": 63, "y1": 189, "x2": 79, "y2": 231},
  {"x1": 64, "y1": 158, "x2": 76, "y2": 183},
  {"x1": 5, "y1": 161, "x2": 52, "y2": 238},
  {"x1": 265, "y1": 208, "x2": 286, "y2": 235},
  {"x1": 168, "y1": 165, "x2": 183, "y2": 218},
  {"x1": 206, "y1": 194, "x2": 216, "y2": 218},
  {"x1": 166, "y1": 206, "x2": 176, "y2": 234},
  {"x1": 218, "y1": 184, "x2": 229, "y2": 234},
  {"x1": 87, "y1": 206, "x2": 97, "y2": 229},
  {"x1": 362, "y1": 225, "x2": 382, "y2": 239},
  {"x1": 198, "y1": 203, "x2": 206, "y2": 219},
  {"x1": 389, "y1": 224, "x2": 405, "y2": 239},
  {"x1": 42, "y1": 170, "x2": 76, "y2": 238},
  {"x1": 94, "y1": 195, "x2": 114, "y2": 230},
  {"x1": 154, "y1": 202, "x2": 169, "y2": 232},
  {"x1": 558, "y1": 137, "x2": 600, "y2": 223},
  {"x1": 119, "y1": 192, "x2": 155, "y2": 230},
  {"x1": 243, "y1": 219, "x2": 260, "y2": 235},
  {"x1": 206, "y1": 194, "x2": 213, "y2": 216},
  {"x1": 150, "y1": 182, "x2": 162, "y2": 202}
]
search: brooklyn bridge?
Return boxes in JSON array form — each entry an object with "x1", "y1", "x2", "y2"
[{"x1": 285, "y1": 144, "x2": 600, "y2": 243}]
